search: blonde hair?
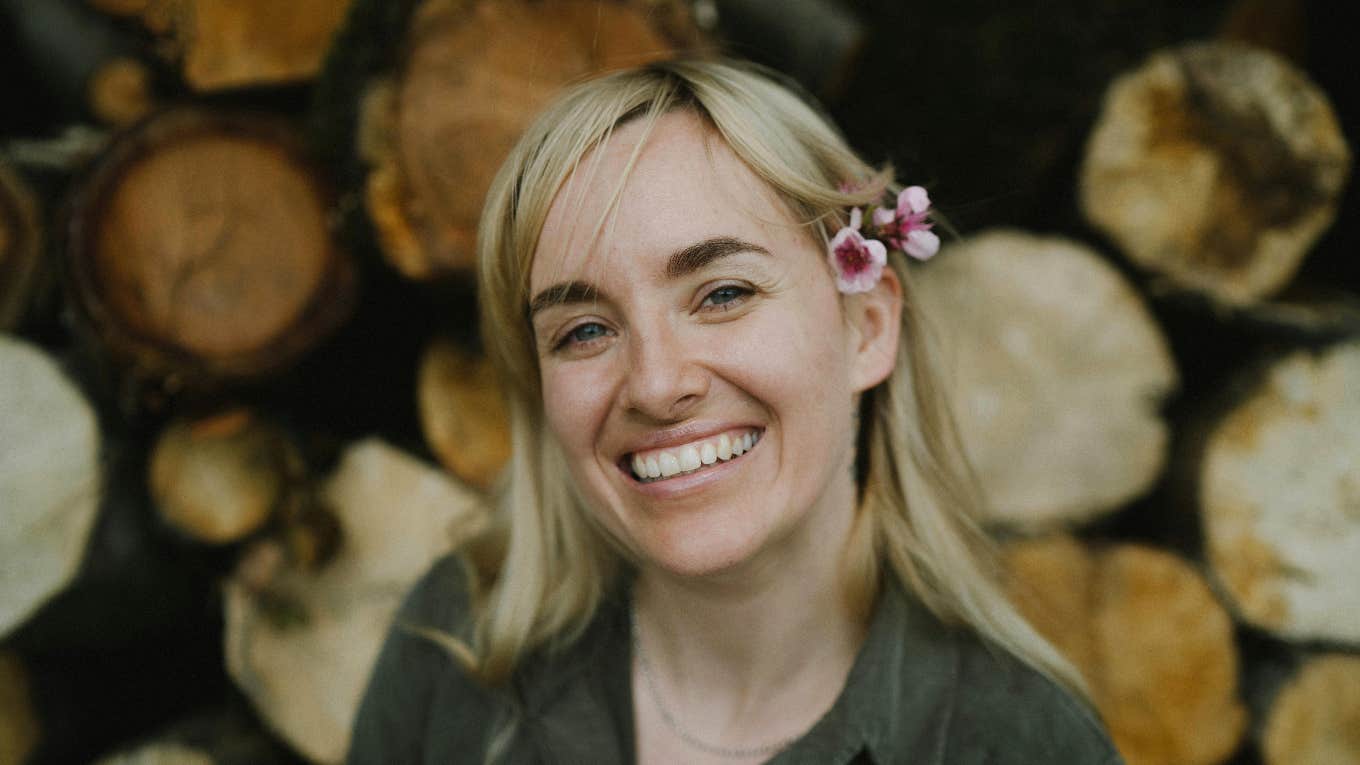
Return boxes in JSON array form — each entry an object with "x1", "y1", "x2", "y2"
[{"x1": 471, "y1": 57, "x2": 1087, "y2": 701}]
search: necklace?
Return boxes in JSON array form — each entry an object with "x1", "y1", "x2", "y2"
[{"x1": 630, "y1": 606, "x2": 802, "y2": 759}]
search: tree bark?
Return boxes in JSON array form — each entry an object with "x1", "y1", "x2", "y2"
[
  {"x1": 911, "y1": 230, "x2": 1179, "y2": 529},
  {"x1": 1081, "y1": 41, "x2": 1351, "y2": 306}
]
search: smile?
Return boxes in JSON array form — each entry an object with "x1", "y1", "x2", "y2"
[{"x1": 625, "y1": 428, "x2": 762, "y2": 483}]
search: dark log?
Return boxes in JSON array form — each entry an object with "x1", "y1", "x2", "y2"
[
  {"x1": 361, "y1": 0, "x2": 702, "y2": 279},
  {"x1": 1081, "y1": 41, "x2": 1351, "y2": 306},
  {"x1": 417, "y1": 338, "x2": 510, "y2": 490},
  {"x1": 1197, "y1": 339, "x2": 1360, "y2": 645},
  {"x1": 912, "y1": 230, "x2": 1178, "y2": 530},
  {"x1": 1004, "y1": 535, "x2": 1247, "y2": 765},
  {"x1": 0, "y1": 335, "x2": 101, "y2": 639},
  {"x1": 712, "y1": 0, "x2": 865, "y2": 100},
  {"x1": 64, "y1": 109, "x2": 356, "y2": 401},
  {"x1": 0, "y1": 651, "x2": 39, "y2": 765},
  {"x1": 224, "y1": 439, "x2": 486, "y2": 763},
  {"x1": 0, "y1": 161, "x2": 43, "y2": 331}
]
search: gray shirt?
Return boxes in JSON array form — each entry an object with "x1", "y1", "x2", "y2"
[{"x1": 347, "y1": 554, "x2": 1124, "y2": 764}]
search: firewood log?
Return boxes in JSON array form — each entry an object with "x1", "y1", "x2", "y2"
[
  {"x1": 1080, "y1": 41, "x2": 1351, "y2": 306},
  {"x1": 360, "y1": 0, "x2": 700, "y2": 279},
  {"x1": 1004, "y1": 535, "x2": 1248, "y2": 765},
  {"x1": 0, "y1": 161, "x2": 42, "y2": 331},
  {"x1": 417, "y1": 338, "x2": 510, "y2": 490},
  {"x1": 91, "y1": 704, "x2": 297, "y2": 765},
  {"x1": 0, "y1": 651, "x2": 38, "y2": 765},
  {"x1": 224, "y1": 438, "x2": 487, "y2": 763},
  {"x1": 911, "y1": 230, "x2": 1179, "y2": 529},
  {"x1": 148, "y1": 408, "x2": 299, "y2": 545},
  {"x1": 1198, "y1": 340, "x2": 1360, "y2": 645},
  {"x1": 1261, "y1": 654, "x2": 1360, "y2": 765},
  {"x1": 0, "y1": 334, "x2": 101, "y2": 638},
  {"x1": 65, "y1": 109, "x2": 355, "y2": 397},
  {"x1": 87, "y1": 0, "x2": 355, "y2": 91}
]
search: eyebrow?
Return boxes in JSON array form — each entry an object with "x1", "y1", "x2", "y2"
[{"x1": 528, "y1": 236, "x2": 771, "y2": 318}]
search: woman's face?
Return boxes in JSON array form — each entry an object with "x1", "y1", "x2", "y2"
[{"x1": 529, "y1": 110, "x2": 898, "y2": 579}]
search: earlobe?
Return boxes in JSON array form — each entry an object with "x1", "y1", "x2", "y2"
[{"x1": 848, "y1": 267, "x2": 903, "y2": 393}]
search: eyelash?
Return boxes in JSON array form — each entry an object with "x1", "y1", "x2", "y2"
[{"x1": 551, "y1": 283, "x2": 755, "y2": 352}]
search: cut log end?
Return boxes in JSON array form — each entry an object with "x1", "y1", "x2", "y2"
[
  {"x1": 369, "y1": 0, "x2": 696, "y2": 278},
  {"x1": 1201, "y1": 340, "x2": 1360, "y2": 644},
  {"x1": 1262, "y1": 655, "x2": 1360, "y2": 765},
  {"x1": 1081, "y1": 41, "x2": 1351, "y2": 306},
  {"x1": 89, "y1": 57, "x2": 156, "y2": 127},
  {"x1": 1005, "y1": 536, "x2": 1247, "y2": 765},
  {"x1": 149, "y1": 409, "x2": 296, "y2": 545},
  {"x1": 913, "y1": 230, "x2": 1177, "y2": 529},
  {"x1": 68, "y1": 110, "x2": 354, "y2": 385},
  {"x1": 417, "y1": 339, "x2": 511, "y2": 490},
  {"x1": 0, "y1": 162, "x2": 43, "y2": 331}
]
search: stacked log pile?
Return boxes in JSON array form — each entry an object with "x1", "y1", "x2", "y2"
[{"x1": 0, "y1": 1, "x2": 1355, "y2": 764}]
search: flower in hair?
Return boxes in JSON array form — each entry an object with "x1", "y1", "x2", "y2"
[
  {"x1": 829, "y1": 185, "x2": 939, "y2": 293},
  {"x1": 829, "y1": 207, "x2": 888, "y2": 294}
]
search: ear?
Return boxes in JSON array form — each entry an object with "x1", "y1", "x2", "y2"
[{"x1": 845, "y1": 266, "x2": 903, "y2": 393}]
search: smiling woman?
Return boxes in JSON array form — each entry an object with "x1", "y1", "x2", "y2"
[{"x1": 347, "y1": 58, "x2": 1124, "y2": 765}]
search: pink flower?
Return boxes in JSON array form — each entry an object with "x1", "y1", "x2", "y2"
[
  {"x1": 873, "y1": 185, "x2": 940, "y2": 261},
  {"x1": 829, "y1": 207, "x2": 887, "y2": 293}
]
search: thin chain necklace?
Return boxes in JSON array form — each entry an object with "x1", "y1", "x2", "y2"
[{"x1": 630, "y1": 605, "x2": 803, "y2": 759}]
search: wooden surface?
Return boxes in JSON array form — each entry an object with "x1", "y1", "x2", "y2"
[
  {"x1": 911, "y1": 230, "x2": 1178, "y2": 529},
  {"x1": 0, "y1": 335, "x2": 101, "y2": 638},
  {"x1": 1005, "y1": 535, "x2": 1247, "y2": 765},
  {"x1": 1081, "y1": 41, "x2": 1351, "y2": 306}
]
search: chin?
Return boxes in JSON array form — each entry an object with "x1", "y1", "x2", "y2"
[{"x1": 630, "y1": 510, "x2": 775, "y2": 580}]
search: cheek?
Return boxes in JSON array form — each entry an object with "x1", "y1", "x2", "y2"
[{"x1": 540, "y1": 363, "x2": 615, "y2": 456}]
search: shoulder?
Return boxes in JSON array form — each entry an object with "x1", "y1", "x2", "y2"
[
  {"x1": 346, "y1": 553, "x2": 496, "y2": 764},
  {"x1": 941, "y1": 627, "x2": 1123, "y2": 764}
]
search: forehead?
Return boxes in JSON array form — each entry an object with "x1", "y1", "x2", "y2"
[{"x1": 530, "y1": 110, "x2": 805, "y2": 293}]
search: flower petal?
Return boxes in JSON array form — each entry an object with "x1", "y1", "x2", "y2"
[
  {"x1": 898, "y1": 185, "x2": 931, "y2": 215},
  {"x1": 849, "y1": 207, "x2": 863, "y2": 230},
  {"x1": 903, "y1": 229, "x2": 941, "y2": 260},
  {"x1": 872, "y1": 207, "x2": 896, "y2": 228}
]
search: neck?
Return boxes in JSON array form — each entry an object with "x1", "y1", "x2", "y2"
[{"x1": 631, "y1": 477, "x2": 866, "y2": 739}]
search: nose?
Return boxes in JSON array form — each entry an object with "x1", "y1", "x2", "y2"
[{"x1": 622, "y1": 319, "x2": 709, "y2": 421}]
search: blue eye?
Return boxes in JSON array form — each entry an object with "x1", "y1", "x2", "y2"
[
  {"x1": 702, "y1": 285, "x2": 751, "y2": 309},
  {"x1": 562, "y1": 322, "x2": 610, "y2": 347}
]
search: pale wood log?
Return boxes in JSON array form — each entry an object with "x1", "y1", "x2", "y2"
[
  {"x1": 0, "y1": 161, "x2": 42, "y2": 331},
  {"x1": 91, "y1": 705, "x2": 297, "y2": 765},
  {"x1": 911, "y1": 230, "x2": 1178, "y2": 529},
  {"x1": 1199, "y1": 340, "x2": 1360, "y2": 645},
  {"x1": 1080, "y1": 41, "x2": 1351, "y2": 306},
  {"x1": 224, "y1": 438, "x2": 488, "y2": 763},
  {"x1": 148, "y1": 409, "x2": 298, "y2": 545},
  {"x1": 94, "y1": 743, "x2": 214, "y2": 765},
  {"x1": 0, "y1": 334, "x2": 101, "y2": 638},
  {"x1": 1261, "y1": 654, "x2": 1360, "y2": 765},
  {"x1": 0, "y1": 651, "x2": 39, "y2": 765},
  {"x1": 66, "y1": 109, "x2": 355, "y2": 392},
  {"x1": 364, "y1": 0, "x2": 698, "y2": 278},
  {"x1": 1004, "y1": 535, "x2": 1247, "y2": 765},
  {"x1": 417, "y1": 338, "x2": 510, "y2": 490}
]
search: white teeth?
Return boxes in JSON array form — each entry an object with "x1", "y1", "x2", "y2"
[
  {"x1": 659, "y1": 452, "x2": 681, "y2": 478},
  {"x1": 700, "y1": 442, "x2": 717, "y2": 465},
  {"x1": 629, "y1": 429, "x2": 762, "y2": 482},
  {"x1": 679, "y1": 445, "x2": 702, "y2": 472}
]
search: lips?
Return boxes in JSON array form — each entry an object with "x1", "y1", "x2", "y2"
[{"x1": 620, "y1": 427, "x2": 763, "y2": 483}]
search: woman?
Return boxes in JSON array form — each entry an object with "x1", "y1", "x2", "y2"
[{"x1": 348, "y1": 58, "x2": 1122, "y2": 764}]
